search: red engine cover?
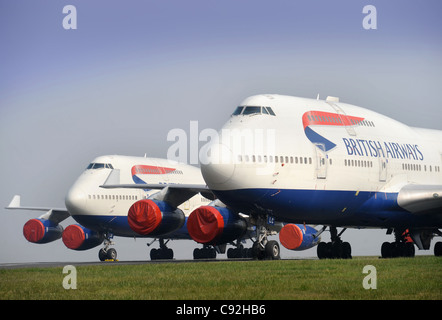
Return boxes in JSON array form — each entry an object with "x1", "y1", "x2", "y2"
[
  {"x1": 187, "y1": 206, "x2": 224, "y2": 244},
  {"x1": 23, "y1": 219, "x2": 45, "y2": 243},
  {"x1": 127, "y1": 199, "x2": 162, "y2": 235},
  {"x1": 279, "y1": 224, "x2": 303, "y2": 250},
  {"x1": 62, "y1": 224, "x2": 85, "y2": 250}
]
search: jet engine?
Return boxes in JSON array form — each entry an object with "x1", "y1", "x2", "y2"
[
  {"x1": 187, "y1": 206, "x2": 247, "y2": 245},
  {"x1": 23, "y1": 218, "x2": 63, "y2": 244},
  {"x1": 127, "y1": 199, "x2": 185, "y2": 236},
  {"x1": 279, "y1": 224, "x2": 320, "y2": 251},
  {"x1": 62, "y1": 224, "x2": 104, "y2": 250}
]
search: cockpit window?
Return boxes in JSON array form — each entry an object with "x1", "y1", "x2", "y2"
[
  {"x1": 86, "y1": 163, "x2": 114, "y2": 170},
  {"x1": 232, "y1": 106, "x2": 244, "y2": 115},
  {"x1": 242, "y1": 106, "x2": 261, "y2": 115},
  {"x1": 231, "y1": 106, "x2": 276, "y2": 116},
  {"x1": 265, "y1": 107, "x2": 276, "y2": 116}
]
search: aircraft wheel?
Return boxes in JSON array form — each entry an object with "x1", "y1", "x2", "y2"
[
  {"x1": 331, "y1": 242, "x2": 343, "y2": 259},
  {"x1": 193, "y1": 247, "x2": 216, "y2": 259},
  {"x1": 434, "y1": 242, "x2": 442, "y2": 256},
  {"x1": 381, "y1": 242, "x2": 392, "y2": 258},
  {"x1": 167, "y1": 248, "x2": 174, "y2": 259},
  {"x1": 342, "y1": 242, "x2": 352, "y2": 259},
  {"x1": 405, "y1": 242, "x2": 415, "y2": 257},
  {"x1": 151, "y1": 248, "x2": 174, "y2": 260},
  {"x1": 227, "y1": 248, "x2": 237, "y2": 259},
  {"x1": 193, "y1": 248, "x2": 200, "y2": 259},
  {"x1": 99, "y1": 248, "x2": 117, "y2": 261},
  {"x1": 150, "y1": 248, "x2": 158, "y2": 260},
  {"x1": 317, "y1": 242, "x2": 327, "y2": 259},
  {"x1": 99, "y1": 248, "x2": 107, "y2": 261},
  {"x1": 265, "y1": 240, "x2": 281, "y2": 260},
  {"x1": 252, "y1": 242, "x2": 265, "y2": 260},
  {"x1": 106, "y1": 248, "x2": 117, "y2": 260}
]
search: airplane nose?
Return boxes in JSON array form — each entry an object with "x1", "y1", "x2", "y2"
[
  {"x1": 65, "y1": 184, "x2": 87, "y2": 216},
  {"x1": 200, "y1": 142, "x2": 236, "y2": 187}
]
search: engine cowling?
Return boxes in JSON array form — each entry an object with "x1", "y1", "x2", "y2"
[
  {"x1": 23, "y1": 218, "x2": 63, "y2": 244},
  {"x1": 279, "y1": 224, "x2": 320, "y2": 251},
  {"x1": 187, "y1": 206, "x2": 247, "y2": 245},
  {"x1": 62, "y1": 224, "x2": 104, "y2": 251},
  {"x1": 127, "y1": 199, "x2": 185, "y2": 236}
]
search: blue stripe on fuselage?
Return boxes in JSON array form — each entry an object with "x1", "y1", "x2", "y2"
[{"x1": 212, "y1": 188, "x2": 441, "y2": 228}]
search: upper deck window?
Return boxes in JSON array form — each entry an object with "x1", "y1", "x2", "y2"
[{"x1": 231, "y1": 106, "x2": 276, "y2": 116}]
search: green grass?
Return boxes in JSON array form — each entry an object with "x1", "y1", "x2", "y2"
[{"x1": 0, "y1": 256, "x2": 440, "y2": 300}]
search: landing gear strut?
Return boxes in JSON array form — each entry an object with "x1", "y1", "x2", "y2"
[{"x1": 317, "y1": 226, "x2": 352, "y2": 259}]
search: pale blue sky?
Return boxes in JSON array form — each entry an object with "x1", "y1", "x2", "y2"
[{"x1": 1, "y1": 0, "x2": 441, "y2": 262}]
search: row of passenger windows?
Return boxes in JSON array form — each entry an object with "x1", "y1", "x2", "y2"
[
  {"x1": 232, "y1": 106, "x2": 276, "y2": 116},
  {"x1": 402, "y1": 163, "x2": 441, "y2": 172},
  {"x1": 88, "y1": 194, "x2": 139, "y2": 201},
  {"x1": 236, "y1": 155, "x2": 441, "y2": 174},
  {"x1": 344, "y1": 159, "x2": 374, "y2": 168},
  {"x1": 237, "y1": 155, "x2": 313, "y2": 165}
]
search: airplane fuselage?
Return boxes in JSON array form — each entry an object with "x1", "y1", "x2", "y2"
[
  {"x1": 65, "y1": 155, "x2": 210, "y2": 238},
  {"x1": 201, "y1": 94, "x2": 442, "y2": 228}
]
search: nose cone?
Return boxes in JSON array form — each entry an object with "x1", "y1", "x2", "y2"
[
  {"x1": 65, "y1": 184, "x2": 87, "y2": 216},
  {"x1": 200, "y1": 142, "x2": 236, "y2": 188}
]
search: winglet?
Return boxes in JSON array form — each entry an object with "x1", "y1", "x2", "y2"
[{"x1": 6, "y1": 195, "x2": 21, "y2": 209}]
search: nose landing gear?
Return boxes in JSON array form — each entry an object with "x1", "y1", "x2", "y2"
[
  {"x1": 251, "y1": 219, "x2": 281, "y2": 260},
  {"x1": 99, "y1": 234, "x2": 118, "y2": 261}
]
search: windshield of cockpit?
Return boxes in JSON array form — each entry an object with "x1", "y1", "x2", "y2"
[
  {"x1": 231, "y1": 106, "x2": 276, "y2": 116},
  {"x1": 86, "y1": 163, "x2": 114, "y2": 170}
]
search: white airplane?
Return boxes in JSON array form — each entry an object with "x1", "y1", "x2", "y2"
[
  {"x1": 6, "y1": 155, "x2": 221, "y2": 260},
  {"x1": 192, "y1": 94, "x2": 442, "y2": 259}
]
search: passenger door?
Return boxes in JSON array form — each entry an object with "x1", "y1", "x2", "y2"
[{"x1": 315, "y1": 143, "x2": 327, "y2": 179}]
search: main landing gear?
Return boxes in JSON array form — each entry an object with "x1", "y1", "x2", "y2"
[
  {"x1": 317, "y1": 226, "x2": 352, "y2": 259},
  {"x1": 193, "y1": 245, "x2": 217, "y2": 259},
  {"x1": 149, "y1": 238, "x2": 174, "y2": 260},
  {"x1": 381, "y1": 229, "x2": 415, "y2": 258}
]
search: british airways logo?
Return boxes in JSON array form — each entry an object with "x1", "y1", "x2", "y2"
[
  {"x1": 343, "y1": 138, "x2": 424, "y2": 160},
  {"x1": 302, "y1": 111, "x2": 364, "y2": 152},
  {"x1": 302, "y1": 111, "x2": 424, "y2": 160},
  {"x1": 131, "y1": 165, "x2": 177, "y2": 184}
]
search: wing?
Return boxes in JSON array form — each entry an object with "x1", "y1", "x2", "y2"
[
  {"x1": 5, "y1": 195, "x2": 70, "y2": 224},
  {"x1": 397, "y1": 185, "x2": 442, "y2": 214}
]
